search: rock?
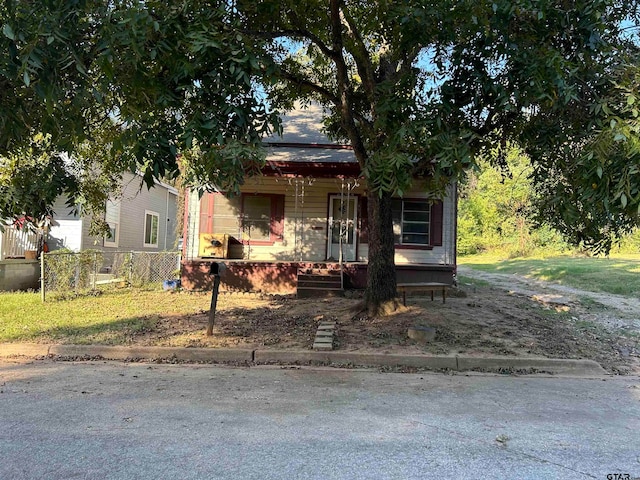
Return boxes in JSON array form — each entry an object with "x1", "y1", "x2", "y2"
[
  {"x1": 407, "y1": 325, "x2": 437, "y2": 343},
  {"x1": 448, "y1": 287, "x2": 468, "y2": 298},
  {"x1": 618, "y1": 347, "x2": 631, "y2": 358},
  {"x1": 613, "y1": 365, "x2": 632, "y2": 375}
]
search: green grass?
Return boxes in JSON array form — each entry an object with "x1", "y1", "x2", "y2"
[
  {"x1": 0, "y1": 288, "x2": 211, "y2": 344},
  {"x1": 459, "y1": 253, "x2": 640, "y2": 296}
]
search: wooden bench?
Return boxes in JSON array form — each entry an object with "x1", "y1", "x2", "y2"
[{"x1": 396, "y1": 282, "x2": 451, "y2": 305}]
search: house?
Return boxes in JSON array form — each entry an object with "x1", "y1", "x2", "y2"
[
  {"x1": 181, "y1": 104, "x2": 457, "y2": 294},
  {"x1": 0, "y1": 172, "x2": 179, "y2": 289},
  {"x1": 47, "y1": 172, "x2": 179, "y2": 256}
]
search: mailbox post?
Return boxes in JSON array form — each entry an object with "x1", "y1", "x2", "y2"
[{"x1": 206, "y1": 261, "x2": 226, "y2": 336}]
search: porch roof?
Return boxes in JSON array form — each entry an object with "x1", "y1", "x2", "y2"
[{"x1": 261, "y1": 159, "x2": 362, "y2": 178}]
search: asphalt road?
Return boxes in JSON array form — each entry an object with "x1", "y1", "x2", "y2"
[{"x1": 1, "y1": 359, "x2": 639, "y2": 480}]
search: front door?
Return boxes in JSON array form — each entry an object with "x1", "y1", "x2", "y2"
[{"x1": 327, "y1": 195, "x2": 358, "y2": 261}]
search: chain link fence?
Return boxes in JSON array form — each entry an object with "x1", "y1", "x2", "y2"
[{"x1": 41, "y1": 250, "x2": 181, "y2": 300}]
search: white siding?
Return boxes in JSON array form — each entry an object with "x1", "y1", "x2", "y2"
[
  {"x1": 188, "y1": 177, "x2": 457, "y2": 265},
  {"x1": 48, "y1": 173, "x2": 179, "y2": 254},
  {"x1": 48, "y1": 196, "x2": 83, "y2": 252}
]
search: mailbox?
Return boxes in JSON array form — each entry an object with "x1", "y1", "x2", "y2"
[
  {"x1": 209, "y1": 261, "x2": 226, "y2": 276},
  {"x1": 206, "y1": 261, "x2": 225, "y2": 336}
]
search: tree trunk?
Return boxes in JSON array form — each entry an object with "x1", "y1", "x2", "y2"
[{"x1": 364, "y1": 189, "x2": 399, "y2": 315}]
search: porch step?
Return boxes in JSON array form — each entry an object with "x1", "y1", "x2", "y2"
[
  {"x1": 296, "y1": 287, "x2": 344, "y2": 299},
  {"x1": 296, "y1": 267, "x2": 344, "y2": 298},
  {"x1": 297, "y1": 275, "x2": 342, "y2": 287},
  {"x1": 298, "y1": 268, "x2": 342, "y2": 276}
]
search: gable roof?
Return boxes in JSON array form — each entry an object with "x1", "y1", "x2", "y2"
[{"x1": 261, "y1": 103, "x2": 360, "y2": 177}]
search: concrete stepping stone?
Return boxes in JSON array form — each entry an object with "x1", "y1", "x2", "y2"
[{"x1": 313, "y1": 321, "x2": 336, "y2": 351}]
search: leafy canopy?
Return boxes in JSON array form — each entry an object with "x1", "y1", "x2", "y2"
[
  {"x1": 1, "y1": 0, "x2": 640, "y2": 253},
  {"x1": 238, "y1": 0, "x2": 640, "y2": 252},
  {"x1": 1, "y1": 0, "x2": 278, "y2": 225}
]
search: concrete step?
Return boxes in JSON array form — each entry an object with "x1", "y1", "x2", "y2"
[
  {"x1": 296, "y1": 287, "x2": 344, "y2": 299},
  {"x1": 298, "y1": 282, "x2": 342, "y2": 289},
  {"x1": 298, "y1": 268, "x2": 342, "y2": 276},
  {"x1": 313, "y1": 321, "x2": 337, "y2": 351}
]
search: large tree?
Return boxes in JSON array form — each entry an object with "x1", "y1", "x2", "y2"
[
  {"x1": 237, "y1": 0, "x2": 640, "y2": 310},
  {"x1": 1, "y1": 0, "x2": 639, "y2": 312}
]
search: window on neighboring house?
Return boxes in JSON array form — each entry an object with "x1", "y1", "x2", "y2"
[
  {"x1": 104, "y1": 200, "x2": 121, "y2": 247},
  {"x1": 241, "y1": 194, "x2": 284, "y2": 244},
  {"x1": 391, "y1": 198, "x2": 443, "y2": 248},
  {"x1": 144, "y1": 210, "x2": 159, "y2": 247}
]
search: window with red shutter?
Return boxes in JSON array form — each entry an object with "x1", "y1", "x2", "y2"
[
  {"x1": 199, "y1": 193, "x2": 215, "y2": 234},
  {"x1": 430, "y1": 201, "x2": 443, "y2": 246},
  {"x1": 272, "y1": 195, "x2": 285, "y2": 240},
  {"x1": 240, "y1": 193, "x2": 285, "y2": 245},
  {"x1": 390, "y1": 198, "x2": 444, "y2": 248}
]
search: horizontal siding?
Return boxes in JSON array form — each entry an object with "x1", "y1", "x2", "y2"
[
  {"x1": 87, "y1": 173, "x2": 177, "y2": 252},
  {"x1": 188, "y1": 177, "x2": 457, "y2": 265},
  {"x1": 43, "y1": 173, "x2": 180, "y2": 254}
]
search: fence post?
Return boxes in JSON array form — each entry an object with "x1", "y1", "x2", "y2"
[
  {"x1": 93, "y1": 252, "x2": 98, "y2": 290},
  {"x1": 129, "y1": 251, "x2": 134, "y2": 286},
  {"x1": 40, "y1": 252, "x2": 46, "y2": 303},
  {"x1": 74, "y1": 257, "x2": 80, "y2": 294}
]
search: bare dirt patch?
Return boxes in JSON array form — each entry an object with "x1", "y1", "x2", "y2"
[{"x1": 125, "y1": 283, "x2": 639, "y2": 375}]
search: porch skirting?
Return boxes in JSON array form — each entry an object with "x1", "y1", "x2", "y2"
[{"x1": 181, "y1": 259, "x2": 455, "y2": 294}]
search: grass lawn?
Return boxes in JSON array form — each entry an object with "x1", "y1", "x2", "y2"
[
  {"x1": 0, "y1": 288, "x2": 212, "y2": 344},
  {"x1": 459, "y1": 253, "x2": 640, "y2": 296}
]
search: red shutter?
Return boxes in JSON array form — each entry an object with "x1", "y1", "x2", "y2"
[
  {"x1": 430, "y1": 201, "x2": 443, "y2": 246},
  {"x1": 271, "y1": 194, "x2": 285, "y2": 241},
  {"x1": 199, "y1": 193, "x2": 214, "y2": 234},
  {"x1": 358, "y1": 196, "x2": 368, "y2": 244}
]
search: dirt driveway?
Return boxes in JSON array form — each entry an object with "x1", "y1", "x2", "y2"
[{"x1": 123, "y1": 269, "x2": 640, "y2": 375}]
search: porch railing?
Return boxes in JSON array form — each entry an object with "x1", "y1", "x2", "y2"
[{"x1": 0, "y1": 224, "x2": 40, "y2": 260}]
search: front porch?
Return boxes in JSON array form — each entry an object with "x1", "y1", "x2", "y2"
[{"x1": 181, "y1": 259, "x2": 455, "y2": 295}]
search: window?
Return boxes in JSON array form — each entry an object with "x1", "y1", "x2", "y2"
[
  {"x1": 144, "y1": 211, "x2": 159, "y2": 247},
  {"x1": 199, "y1": 193, "x2": 241, "y2": 235},
  {"x1": 392, "y1": 199, "x2": 443, "y2": 248},
  {"x1": 243, "y1": 196, "x2": 271, "y2": 241},
  {"x1": 104, "y1": 200, "x2": 120, "y2": 247},
  {"x1": 241, "y1": 194, "x2": 284, "y2": 244},
  {"x1": 198, "y1": 192, "x2": 284, "y2": 245}
]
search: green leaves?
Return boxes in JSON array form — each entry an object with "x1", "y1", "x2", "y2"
[
  {"x1": 0, "y1": 135, "x2": 79, "y2": 226},
  {"x1": 1, "y1": 0, "x2": 639, "y2": 256},
  {"x1": 2, "y1": 24, "x2": 14, "y2": 40},
  {"x1": 0, "y1": 0, "x2": 279, "y2": 217}
]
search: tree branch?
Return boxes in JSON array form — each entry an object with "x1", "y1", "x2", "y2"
[
  {"x1": 245, "y1": 26, "x2": 338, "y2": 61},
  {"x1": 278, "y1": 68, "x2": 339, "y2": 104},
  {"x1": 339, "y1": 7, "x2": 375, "y2": 103},
  {"x1": 329, "y1": 0, "x2": 368, "y2": 166}
]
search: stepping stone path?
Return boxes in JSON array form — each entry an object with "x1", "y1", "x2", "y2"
[{"x1": 312, "y1": 321, "x2": 336, "y2": 351}]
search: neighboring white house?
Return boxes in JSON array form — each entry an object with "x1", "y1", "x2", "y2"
[
  {"x1": 47, "y1": 172, "x2": 179, "y2": 254},
  {"x1": 1, "y1": 172, "x2": 179, "y2": 261}
]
